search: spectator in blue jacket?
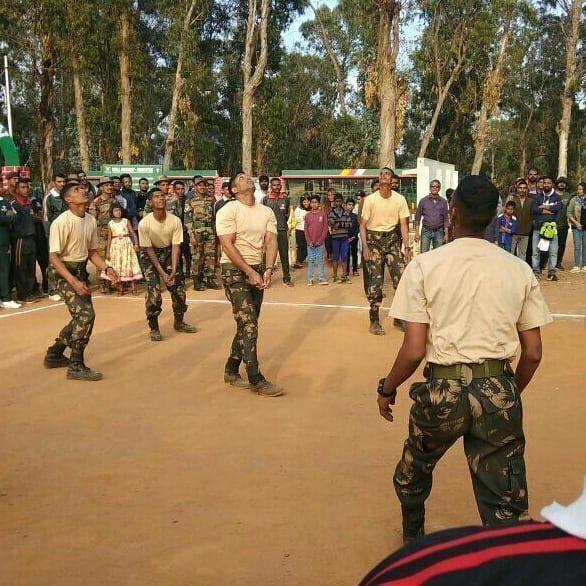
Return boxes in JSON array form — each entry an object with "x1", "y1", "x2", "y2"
[
  {"x1": 497, "y1": 201, "x2": 517, "y2": 252},
  {"x1": 531, "y1": 175, "x2": 562, "y2": 281}
]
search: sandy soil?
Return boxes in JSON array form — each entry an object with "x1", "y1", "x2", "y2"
[{"x1": 1, "y1": 258, "x2": 585, "y2": 585}]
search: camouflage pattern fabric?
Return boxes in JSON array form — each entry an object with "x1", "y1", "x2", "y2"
[
  {"x1": 48, "y1": 263, "x2": 95, "y2": 352},
  {"x1": 394, "y1": 373, "x2": 529, "y2": 527},
  {"x1": 89, "y1": 196, "x2": 114, "y2": 255},
  {"x1": 184, "y1": 195, "x2": 215, "y2": 279},
  {"x1": 222, "y1": 264, "x2": 264, "y2": 380},
  {"x1": 366, "y1": 228, "x2": 405, "y2": 321},
  {"x1": 140, "y1": 247, "x2": 187, "y2": 321}
]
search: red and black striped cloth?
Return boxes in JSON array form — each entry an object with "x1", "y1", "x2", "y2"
[{"x1": 361, "y1": 522, "x2": 586, "y2": 585}]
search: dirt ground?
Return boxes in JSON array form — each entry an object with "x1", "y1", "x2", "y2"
[{"x1": 1, "y1": 255, "x2": 585, "y2": 585}]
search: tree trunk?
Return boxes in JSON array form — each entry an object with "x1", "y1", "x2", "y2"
[
  {"x1": 308, "y1": 1, "x2": 347, "y2": 116},
  {"x1": 241, "y1": 0, "x2": 270, "y2": 175},
  {"x1": 471, "y1": 12, "x2": 513, "y2": 174},
  {"x1": 519, "y1": 145, "x2": 527, "y2": 179},
  {"x1": 39, "y1": 33, "x2": 55, "y2": 191},
  {"x1": 419, "y1": 82, "x2": 452, "y2": 159},
  {"x1": 119, "y1": 8, "x2": 132, "y2": 164},
  {"x1": 71, "y1": 55, "x2": 90, "y2": 172},
  {"x1": 377, "y1": 0, "x2": 400, "y2": 169},
  {"x1": 163, "y1": 0, "x2": 198, "y2": 170},
  {"x1": 557, "y1": 0, "x2": 581, "y2": 179}
]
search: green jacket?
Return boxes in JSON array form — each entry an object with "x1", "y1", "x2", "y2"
[
  {"x1": 567, "y1": 196, "x2": 586, "y2": 228},
  {"x1": 0, "y1": 197, "x2": 16, "y2": 247}
]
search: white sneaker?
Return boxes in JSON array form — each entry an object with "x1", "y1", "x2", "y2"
[
  {"x1": 49, "y1": 294, "x2": 61, "y2": 302},
  {"x1": 317, "y1": 279, "x2": 329, "y2": 286},
  {"x1": 307, "y1": 280, "x2": 314, "y2": 286},
  {"x1": 570, "y1": 266, "x2": 581, "y2": 273},
  {"x1": 582, "y1": 267, "x2": 586, "y2": 272},
  {"x1": 1, "y1": 300, "x2": 22, "y2": 309}
]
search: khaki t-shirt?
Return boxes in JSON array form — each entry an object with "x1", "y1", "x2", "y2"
[
  {"x1": 49, "y1": 210, "x2": 99, "y2": 262},
  {"x1": 138, "y1": 213, "x2": 183, "y2": 248},
  {"x1": 215, "y1": 200, "x2": 277, "y2": 265},
  {"x1": 389, "y1": 238, "x2": 552, "y2": 365},
  {"x1": 361, "y1": 190, "x2": 410, "y2": 231}
]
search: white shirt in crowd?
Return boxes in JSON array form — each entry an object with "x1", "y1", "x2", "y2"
[{"x1": 294, "y1": 206, "x2": 308, "y2": 230}]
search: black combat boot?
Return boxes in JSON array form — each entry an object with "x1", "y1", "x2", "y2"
[
  {"x1": 206, "y1": 276, "x2": 221, "y2": 290},
  {"x1": 67, "y1": 349, "x2": 103, "y2": 381},
  {"x1": 193, "y1": 277, "x2": 206, "y2": 291},
  {"x1": 369, "y1": 308, "x2": 385, "y2": 336},
  {"x1": 148, "y1": 317, "x2": 163, "y2": 341},
  {"x1": 402, "y1": 505, "x2": 425, "y2": 545},
  {"x1": 174, "y1": 317, "x2": 197, "y2": 334},
  {"x1": 224, "y1": 357, "x2": 248, "y2": 388},
  {"x1": 44, "y1": 340, "x2": 70, "y2": 369}
]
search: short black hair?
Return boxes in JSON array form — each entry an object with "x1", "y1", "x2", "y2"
[
  {"x1": 355, "y1": 190, "x2": 366, "y2": 198},
  {"x1": 147, "y1": 187, "x2": 163, "y2": 199},
  {"x1": 221, "y1": 181, "x2": 229, "y2": 189},
  {"x1": 139, "y1": 177, "x2": 149, "y2": 183},
  {"x1": 452, "y1": 175, "x2": 499, "y2": 232},
  {"x1": 528, "y1": 167, "x2": 539, "y2": 174},
  {"x1": 16, "y1": 177, "x2": 31, "y2": 186},
  {"x1": 61, "y1": 182, "x2": 82, "y2": 201},
  {"x1": 53, "y1": 173, "x2": 66, "y2": 181},
  {"x1": 516, "y1": 179, "x2": 527, "y2": 187},
  {"x1": 110, "y1": 202, "x2": 123, "y2": 217},
  {"x1": 309, "y1": 195, "x2": 321, "y2": 203},
  {"x1": 505, "y1": 200, "x2": 516, "y2": 208},
  {"x1": 270, "y1": 177, "x2": 281, "y2": 184},
  {"x1": 540, "y1": 175, "x2": 554, "y2": 183},
  {"x1": 381, "y1": 166, "x2": 396, "y2": 177},
  {"x1": 333, "y1": 193, "x2": 343, "y2": 201},
  {"x1": 370, "y1": 179, "x2": 379, "y2": 189},
  {"x1": 173, "y1": 180, "x2": 185, "y2": 186},
  {"x1": 120, "y1": 173, "x2": 132, "y2": 181},
  {"x1": 228, "y1": 171, "x2": 244, "y2": 197},
  {"x1": 259, "y1": 174, "x2": 269, "y2": 182},
  {"x1": 110, "y1": 176, "x2": 121, "y2": 181},
  {"x1": 346, "y1": 198, "x2": 355, "y2": 205}
]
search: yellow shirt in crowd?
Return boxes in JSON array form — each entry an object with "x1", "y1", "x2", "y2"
[
  {"x1": 215, "y1": 200, "x2": 277, "y2": 265},
  {"x1": 390, "y1": 238, "x2": 552, "y2": 365},
  {"x1": 138, "y1": 212, "x2": 183, "y2": 248},
  {"x1": 361, "y1": 190, "x2": 410, "y2": 231},
  {"x1": 49, "y1": 210, "x2": 99, "y2": 262}
]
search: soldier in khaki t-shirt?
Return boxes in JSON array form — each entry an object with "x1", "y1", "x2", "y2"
[
  {"x1": 138, "y1": 188, "x2": 196, "y2": 341},
  {"x1": 359, "y1": 167, "x2": 411, "y2": 336},
  {"x1": 44, "y1": 182, "x2": 119, "y2": 382},
  {"x1": 377, "y1": 175, "x2": 551, "y2": 544},
  {"x1": 215, "y1": 172, "x2": 281, "y2": 397}
]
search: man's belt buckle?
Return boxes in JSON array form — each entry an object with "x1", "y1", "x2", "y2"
[{"x1": 460, "y1": 364, "x2": 473, "y2": 386}]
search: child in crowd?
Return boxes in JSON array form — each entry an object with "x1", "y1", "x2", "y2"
[
  {"x1": 328, "y1": 193, "x2": 352, "y2": 283},
  {"x1": 304, "y1": 195, "x2": 329, "y2": 286},
  {"x1": 345, "y1": 198, "x2": 359, "y2": 276},
  {"x1": 497, "y1": 200, "x2": 517, "y2": 252},
  {"x1": 102, "y1": 203, "x2": 143, "y2": 295},
  {"x1": 293, "y1": 195, "x2": 310, "y2": 269}
]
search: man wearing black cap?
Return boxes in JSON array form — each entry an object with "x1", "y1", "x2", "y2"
[
  {"x1": 11, "y1": 178, "x2": 39, "y2": 302},
  {"x1": 554, "y1": 177, "x2": 571, "y2": 269},
  {"x1": 380, "y1": 174, "x2": 551, "y2": 543}
]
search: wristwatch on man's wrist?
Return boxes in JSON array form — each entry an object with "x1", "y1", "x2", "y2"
[{"x1": 377, "y1": 378, "x2": 396, "y2": 398}]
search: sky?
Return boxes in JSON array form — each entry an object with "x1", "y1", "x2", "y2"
[{"x1": 282, "y1": 0, "x2": 422, "y2": 69}]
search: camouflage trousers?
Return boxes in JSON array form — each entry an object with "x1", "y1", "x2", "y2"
[
  {"x1": 190, "y1": 229, "x2": 216, "y2": 279},
  {"x1": 48, "y1": 263, "x2": 95, "y2": 352},
  {"x1": 222, "y1": 264, "x2": 264, "y2": 381},
  {"x1": 140, "y1": 247, "x2": 187, "y2": 322},
  {"x1": 394, "y1": 373, "x2": 528, "y2": 527},
  {"x1": 366, "y1": 229, "x2": 405, "y2": 321}
]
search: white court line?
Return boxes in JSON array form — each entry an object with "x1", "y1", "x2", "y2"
[{"x1": 1, "y1": 295, "x2": 585, "y2": 320}]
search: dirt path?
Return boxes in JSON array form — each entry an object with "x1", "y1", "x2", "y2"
[{"x1": 1, "y1": 271, "x2": 584, "y2": 585}]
